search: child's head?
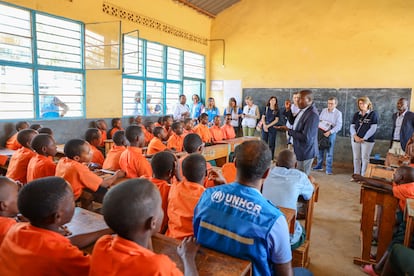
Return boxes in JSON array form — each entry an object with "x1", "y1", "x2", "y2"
[
  {"x1": 84, "y1": 128, "x2": 102, "y2": 147},
  {"x1": 31, "y1": 134, "x2": 57, "y2": 157},
  {"x1": 182, "y1": 153, "x2": 206, "y2": 184},
  {"x1": 225, "y1": 114, "x2": 232, "y2": 125},
  {"x1": 162, "y1": 116, "x2": 173, "y2": 128},
  {"x1": 276, "y1": 149, "x2": 296, "y2": 169},
  {"x1": 64, "y1": 139, "x2": 92, "y2": 163},
  {"x1": 183, "y1": 134, "x2": 203, "y2": 153},
  {"x1": 18, "y1": 176, "x2": 74, "y2": 228},
  {"x1": 171, "y1": 122, "x2": 183, "y2": 136},
  {"x1": 96, "y1": 120, "x2": 107, "y2": 131},
  {"x1": 30, "y1": 124, "x2": 42, "y2": 131},
  {"x1": 235, "y1": 140, "x2": 272, "y2": 182},
  {"x1": 151, "y1": 151, "x2": 176, "y2": 180},
  {"x1": 17, "y1": 129, "x2": 38, "y2": 149},
  {"x1": 125, "y1": 125, "x2": 145, "y2": 147},
  {"x1": 112, "y1": 130, "x2": 127, "y2": 147},
  {"x1": 213, "y1": 115, "x2": 221, "y2": 126},
  {"x1": 37, "y1": 127, "x2": 53, "y2": 136},
  {"x1": 15, "y1": 121, "x2": 29, "y2": 131},
  {"x1": 134, "y1": 116, "x2": 143, "y2": 125},
  {"x1": 111, "y1": 118, "x2": 122, "y2": 129},
  {"x1": 183, "y1": 118, "x2": 194, "y2": 130},
  {"x1": 0, "y1": 177, "x2": 19, "y2": 217},
  {"x1": 153, "y1": 126, "x2": 166, "y2": 140},
  {"x1": 199, "y1": 113, "x2": 209, "y2": 125},
  {"x1": 394, "y1": 166, "x2": 414, "y2": 184},
  {"x1": 144, "y1": 121, "x2": 154, "y2": 133},
  {"x1": 102, "y1": 179, "x2": 163, "y2": 239}
]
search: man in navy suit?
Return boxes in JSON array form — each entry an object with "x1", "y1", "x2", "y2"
[
  {"x1": 278, "y1": 90, "x2": 319, "y2": 175},
  {"x1": 390, "y1": 98, "x2": 414, "y2": 155}
]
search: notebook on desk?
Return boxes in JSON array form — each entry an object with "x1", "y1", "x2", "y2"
[{"x1": 65, "y1": 207, "x2": 109, "y2": 237}]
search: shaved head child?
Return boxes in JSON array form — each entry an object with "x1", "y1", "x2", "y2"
[
  {"x1": 6, "y1": 129, "x2": 37, "y2": 184},
  {"x1": 193, "y1": 113, "x2": 212, "y2": 144},
  {"x1": 0, "y1": 177, "x2": 19, "y2": 245},
  {"x1": 6, "y1": 121, "x2": 29, "y2": 150},
  {"x1": 142, "y1": 120, "x2": 155, "y2": 146},
  {"x1": 102, "y1": 130, "x2": 127, "y2": 171},
  {"x1": 85, "y1": 128, "x2": 104, "y2": 167},
  {"x1": 27, "y1": 134, "x2": 57, "y2": 182},
  {"x1": 147, "y1": 126, "x2": 167, "y2": 155},
  {"x1": 107, "y1": 118, "x2": 123, "y2": 139},
  {"x1": 167, "y1": 121, "x2": 184, "y2": 152},
  {"x1": 0, "y1": 177, "x2": 90, "y2": 275},
  {"x1": 96, "y1": 119, "x2": 108, "y2": 147},
  {"x1": 89, "y1": 178, "x2": 199, "y2": 276},
  {"x1": 209, "y1": 115, "x2": 224, "y2": 142}
]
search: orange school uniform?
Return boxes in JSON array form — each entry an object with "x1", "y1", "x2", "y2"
[
  {"x1": 0, "y1": 217, "x2": 17, "y2": 245},
  {"x1": 99, "y1": 129, "x2": 107, "y2": 147},
  {"x1": 393, "y1": 182, "x2": 414, "y2": 210},
  {"x1": 222, "y1": 162, "x2": 237, "y2": 183},
  {"x1": 26, "y1": 154, "x2": 56, "y2": 182},
  {"x1": 0, "y1": 223, "x2": 90, "y2": 276},
  {"x1": 221, "y1": 124, "x2": 236, "y2": 140},
  {"x1": 102, "y1": 145, "x2": 126, "y2": 170},
  {"x1": 178, "y1": 153, "x2": 213, "y2": 188},
  {"x1": 89, "y1": 235, "x2": 183, "y2": 276},
  {"x1": 167, "y1": 133, "x2": 184, "y2": 152},
  {"x1": 5, "y1": 133, "x2": 21, "y2": 150},
  {"x1": 149, "y1": 177, "x2": 171, "y2": 232},
  {"x1": 182, "y1": 129, "x2": 193, "y2": 137},
  {"x1": 193, "y1": 124, "x2": 212, "y2": 143},
  {"x1": 119, "y1": 147, "x2": 152, "y2": 178},
  {"x1": 209, "y1": 125, "x2": 224, "y2": 142},
  {"x1": 142, "y1": 127, "x2": 155, "y2": 146},
  {"x1": 55, "y1": 157, "x2": 103, "y2": 200},
  {"x1": 90, "y1": 144, "x2": 105, "y2": 166},
  {"x1": 6, "y1": 147, "x2": 36, "y2": 184},
  {"x1": 108, "y1": 127, "x2": 123, "y2": 139},
  {"x1": 147, "y1": 138, "x2": 167, "y2": 155},
  {"x1": 166, "y1": 179, "x2": 205, "y2": 239}
]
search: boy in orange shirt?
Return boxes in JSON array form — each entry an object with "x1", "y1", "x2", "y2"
[
  {"x1": 55, "y1": 139, "x2": 124, "y2": 201},
  {"x1": 6, "y1": 129, "x2": 37, "y2": 184},
  {"x1": 147, "y1": 126, "x2": 168, "y2": 155},
  {"x1": 0, "y1": 177, "x2": 19, "y2": 245},
  {"x1": 89, "y1": 178, "x2": 198, "y2": 276},
  {"x1": 103, "y1": 130, "x2": 126, "y2": 171},
  {"x1": 107, "y1": 118, "x2": 123, "y2": 139},
  {"x1": 221, "y1": 113, "x2": 236, "y2": 140},
  {"x1": 119, "y1": 125, "x2": 152, "y2": 178},
  {"x1": 222, "y1": 161, "x2": 237, "y2": 183},
  {"x1": 5, "y1": 121, "x2": 29, "y2": 150},
  {"x1": 27, "y1": 134, "x2": 57, "y2": 182},
  {"x1": 166, "y1": 153, "x2": 207, "y2": 239},
  {"x1": 85, "y1": 128, "x2": 105, "y2": 167},
  {"x1": 167, "y1": 122, "x2": 185, "y2": 152},
  {"x1": 0, "y1": 177, "x2": 90, "y2": 275},
  {"x1": 209, "y1": 115, "x2": 225, "y2": 142},
  {"x1": 162, "y1": 115, "x2": 173, "y2": 140},
  {"x1": 142, "y1": 120, "x2": 155, "y2": 146},
  {"x1": 193, "y1": 113, "x2": 212, "y2": 144},
  {"x1": 183, "y1": 118, "x2": 194, "y2": 136},
  {"x1": 96, "y1": 119, "x2": 108, "y2": 147}
]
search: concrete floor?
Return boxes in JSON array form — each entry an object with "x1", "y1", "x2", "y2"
[{"x1": 307, "y1": 167, "x2": 366, "y2": 276}]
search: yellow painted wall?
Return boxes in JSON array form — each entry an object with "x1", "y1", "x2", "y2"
[
  {"x1": 210, "y1": 0, "x2": 414, "y2": 103},
  {"x1": 5, "y1": 0, "x2": 211, "y2": 118}
]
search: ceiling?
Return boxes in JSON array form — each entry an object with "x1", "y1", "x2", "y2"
[{"x1": 174, "y1": 0, "x2": 241, "y2": 18}]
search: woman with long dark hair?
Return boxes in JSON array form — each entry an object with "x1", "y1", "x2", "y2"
[{"x1": 261, "y1": 96, "x2": 280, "y2": 159}]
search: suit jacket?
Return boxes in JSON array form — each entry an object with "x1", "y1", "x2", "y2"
[
  {"x1": 285, "y1": 104, "x2": 319, "y2": 161},
  {"x1": 391, "y1": 111, "x2": 414, "y2": 151}
]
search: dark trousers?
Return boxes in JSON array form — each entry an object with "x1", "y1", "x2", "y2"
[{"x1": 262, "y1": 127, "x2": 276, "y2": 159}]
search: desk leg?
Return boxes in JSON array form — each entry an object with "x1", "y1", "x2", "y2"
[{"x1": 404, "y1": 217, "x2": 413, "y2": 247}]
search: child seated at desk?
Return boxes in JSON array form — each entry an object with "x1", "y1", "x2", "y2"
[
  {"x1": 119, "y1": 125, "x2": 152, "y2": 178},
  {"x1": 102, "y1": 130, "x2": 126, "y2": 171},
  {"x1": 5, "y1": 121, "x2": 29, "y2": 150},
  {"x1": 85, "y1": 128, "x2": 105, "y2": 167},
  {"x1": 221, "y1": 114, "x2": 236, "y2": 140},
  {"x1": 27, "y1": 134, "x2": 57, "y2": 182},
  {"x1": 96, "y1": 119, "x2": 108, "y2": 148},
  {"x1": 142, "y1": 120, "x2": 155, "y2": 146},
  {"x1": 193, "y1": 113, "x2": 212, "y2": 144},
  {"x1": 167, "y1": 122, "x2": 184, "y2": 152},
  {"x1": 0, "y1": 177, "x2": 19, "y2": 245},
  {"x1": 183, "y1": 118, "x2": 194, "y2": 136},
  {"x1": 162, "y1": 115, "x2": 173, "y2": 140},
  {"x1": 89, "y1": 178, "x2": 198, "y2": 276},
  {"x1": 147, "y1": 127, "x2": 168, "y2": 155},
  {"x1": 55, "y1": 139, "x2": 124, "y2": 201},
  {"x1": 209, "y1": 115, "x2": 224, "y2": 142},
  {"x1": 107, "y1": 118, "x2": 123, "y2": 139},
  {"x1": 0, "y1": 177, "x2": 90, "y2": 275},
  {"x1": 6, "y1": 129, "x2": 37, "y2": 184}
]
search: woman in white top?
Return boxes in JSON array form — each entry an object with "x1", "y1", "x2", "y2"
[
  {"x1": 224, "y1": 97, "x2": 243, "y2": 137},
  {"x1": 241, "y1": 96, "x2": 260, "y2": 136}
]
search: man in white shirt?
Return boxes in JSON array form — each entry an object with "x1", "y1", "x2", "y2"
[{"x1": 173, "y1": 95, "x2": 190, "y2": 121}]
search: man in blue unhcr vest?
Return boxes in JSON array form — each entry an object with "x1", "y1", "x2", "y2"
[{"x1": 193, "y1": 140, "x2": 312, "y2": 276}]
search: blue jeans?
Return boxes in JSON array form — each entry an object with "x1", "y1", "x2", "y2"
[
  {"x1": 316, "y1": 133, "x2": 336, "y2": 173},
  {"x1": 262, "y1": 127, "x2": 277, "y2": 159}
]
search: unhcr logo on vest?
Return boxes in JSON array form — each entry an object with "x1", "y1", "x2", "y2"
[{"x1": 210, "y1": 190, "x2": 262, "y2": 216}]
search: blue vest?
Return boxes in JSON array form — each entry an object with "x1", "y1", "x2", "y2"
[{"x1": 193, "y1": 183, "x2": 283, "y2": 276}]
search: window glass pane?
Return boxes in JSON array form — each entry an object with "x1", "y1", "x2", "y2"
[
  {"x1": 38, "y1": 70, "x2": 83, "y2": 118},
  {"x1": 0, "y1": 66, "x2": 34, "y2": 119},
  {"x1": 183, "y1": 51, "x2": 205, "y2": 79},
  {"x1": 123, "y1": 78, "x2": 143, "y2": 116},
  {"x1": 146, "y1": 42, "x2": 164, "y2": 79},
  {"x1": 183, "y1": 79, "x2": 203, "y2": 101},
  {"x1": 0, "y1": 4, "x2": 32, "y2": 63},
  {"x1": 167, "y1": 47, "x2": 181, "y2": 80},
  {"x1": 166, "y1": 83, "x2": 181, "y2": 115},
  {"x1": 36, "y1": 13, "x2": 82, "y2": 68},
  {"x1": 123, "y1": 35, "x2": 142, "y2": 76},
  {"x1": 146, "y1": 80, "x2": 163, "y2": 115}
]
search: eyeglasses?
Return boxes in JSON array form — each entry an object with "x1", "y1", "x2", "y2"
[{"x1": 226, "y1": 118, "x2": 231, "y2": 120}]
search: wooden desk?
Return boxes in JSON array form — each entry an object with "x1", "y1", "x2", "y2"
[
  {"x1": 365, "y1": 164, "x2": 395, "y2": 181},
  {"x1": 152, "y1": 233, "x2": 252, "y2": 276},
  {"x1": 104, "y1": 139, "x2": 114, "y2": 155},
  {"x1": 202, "y1": 143, "x2": 230, "y2": 163},
  {"x1": 215, "y1": 136, "x2": 260, "y2": 152},
  {"x1": 279, "y1": 206, "x2": 296, "y2": 234},
  {"x1": 404, "y1": 198, "x2": 414, "y2": 247}
]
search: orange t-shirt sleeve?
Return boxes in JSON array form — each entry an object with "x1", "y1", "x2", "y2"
[
  {"x1": 222, "y1": 162, "x2": 237, "y2": 183},
  {"x1": 77, "y1": 163, "x2": 103, "y2": 192},
  {"x1": 0, "y1": 217, "x2": 17, "y2": 245},
  {"x1": 147, "y1": 139, "x2": 167, "y2": 155},
  {"x1": 6, "y1": 134, "x2": 21, "y2": 150},
  {"x1": 91, "y1": 146, "x2": 105, "y2": 166}
]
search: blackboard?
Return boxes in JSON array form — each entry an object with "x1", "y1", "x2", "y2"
[{"x1": 243, "y1": 88, "x2": 411, "y2": 140}]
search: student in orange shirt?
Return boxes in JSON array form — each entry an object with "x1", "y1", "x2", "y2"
[
  {"x1": 107, "y1": 118, "x2": 124, "y2": 139},
  {"x1": 183, "y1": 118, "x2": 194, "y2": 136},
  {"x1": 167, "y1": 122, "x2": 185, "y2": 152},
  {"x1": 37, "y1": 127, "x2": 54, "y2": 136},
  {"x1": 103, "y1": 130, "x2": 126, "y2": 171},
  {"x1": 89, "y1": 178, "x2": 198, "y2": 276},
  {"x1": 167, "y1": 154, "x2": 209, "y2": 239},
  {"x1": 5, "y1": 121, "x2": 29, "y2": 150},
  {"x1": 119, "y1": 125, "x2": 152, "y2": 178},
  {"x1": 0, "y1": 177, "x2": 19, "y2": 245},
  {"x1": 150, "y1": 151, "x2": 181, "y2": 234},
  {"x1": 193, "y1": 113, "x2": 212, "y2": 144},
  {"x1": 147, "y1": 126, "x2": 168, "y2": 155},
  {"x1": 209, "y1": 115, "x2": 225, "y2": 142},
  {"x1": 162, "y1": 115, "x2": 174, "y2": 140},
  {"x1": 96, "y1": 119, "x2": 108, "y2": 147},
  {"x1": 55, "y1": 139, "x2": 124, "y2": 201},
  {"x1": 222, "y1": 161, "x2": 237, "y2": 183},
  {"x1": 6, "y1": 129, "x2": 37, "y2": 184},
  {"x1": 85, "y1": 128, "x2": 105, "y2": 167},
  {"x1": 142, "y1": 120, "x2": 155, "y2": 146},
  {"x1": 154, "y1": 117, "x2": 162, "y2": 127},
  {"x1": 0, "y1": 177, "x2": 90, "y2": 275},
  {"x1": 221, "y1": 113, "x2": 236, "y2": 140},
  {"x1": 27, "y1": 134, "x2": 57, "y2": 182}
]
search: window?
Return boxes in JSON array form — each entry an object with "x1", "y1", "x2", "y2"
[{"x1": 0, "y1": 2, "x2": 84, "y2": 120}]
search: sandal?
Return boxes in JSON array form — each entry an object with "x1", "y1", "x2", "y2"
[{"x1": 361, "y1": 264, "x2": 379, "y2": 276}]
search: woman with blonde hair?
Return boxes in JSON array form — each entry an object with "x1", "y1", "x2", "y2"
[
  {"x1": 241, "y1": 96, "x2": 260, "y2": 136},
  {"x1": 350, "y1": 96, "x2": 378, "y2": 177},
  {"x1": 224, "y1": 97, "x2": 243, "y2": 136}
]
